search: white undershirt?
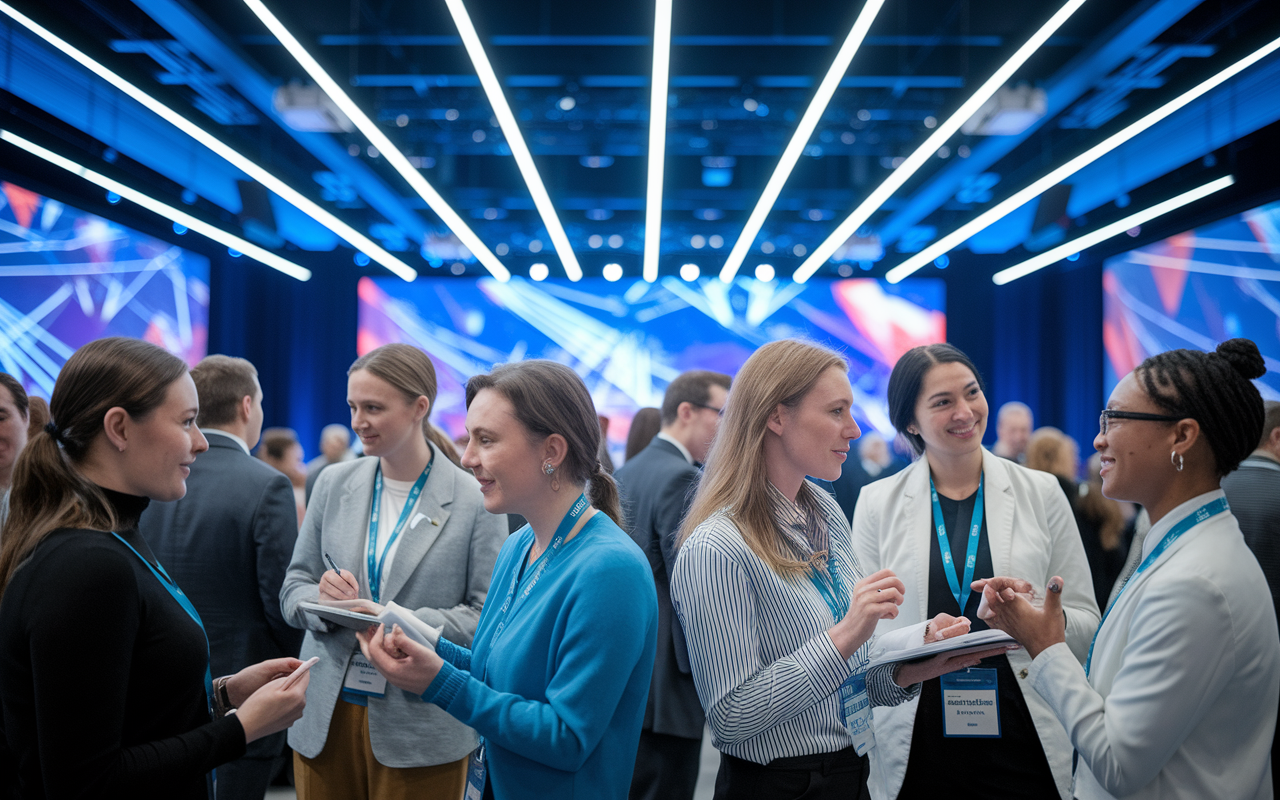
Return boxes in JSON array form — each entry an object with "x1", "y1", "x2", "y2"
[{"x1": 360, "y1": 475, "x2": 417, "y2": 601}]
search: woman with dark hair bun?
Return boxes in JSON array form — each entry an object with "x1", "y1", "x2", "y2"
[
  {"x1": 980, "y1": 339, "x2": 1280, "y2": 800},
  {"x1": 0, "y1": 337, "x2": 309, "y2": 799},
  {"x1": 853, "y1": 342, "x2": 1098, "y2": 800},
  {"x1": 356, "y1": 359, "x2": 658, "y2": 800}
]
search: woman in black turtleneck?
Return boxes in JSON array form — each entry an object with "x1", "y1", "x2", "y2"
[{"x1": 0, "y1": 338, "x2": 310, "y2": 800}]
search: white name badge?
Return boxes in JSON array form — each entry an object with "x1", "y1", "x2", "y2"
[
  {"x1": 342, "y1": 650, "x2": 387, "y2": 698},
  {"x1": 839, "y1": 672, "x2": 876, "y2": 755},
  {"x1": 940, "y1": 668, "x2": 1000, "y2": 737}
]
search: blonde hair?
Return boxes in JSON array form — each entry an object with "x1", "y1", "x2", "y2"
[
  {"x1": 1026, "y1": 426, "x2": 1077, "y2": 481},
  {"x1": 349, "y1": 344, "x2": 462, "y2": 467},
  {"x1": 678, "y1": 339, "x2": 847, "y2": 577}
]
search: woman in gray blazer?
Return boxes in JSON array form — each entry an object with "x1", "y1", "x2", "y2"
[{"x1": 280, "y1": 344, "x2": 506, "y2": 800}]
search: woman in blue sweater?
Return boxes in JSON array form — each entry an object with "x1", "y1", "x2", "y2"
[{"x1": 359, "y1": 359, "x2": 658, "y2": 800}]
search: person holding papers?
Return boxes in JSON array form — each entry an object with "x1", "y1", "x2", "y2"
[
  {"x1": 670, "y1": 340, "x2": 1006, "y2": 800},
  {"x1": 852, "y1": 343, "x2": 1098, "y2": 800},
  {"x1": 0, "y1": 338, "x2": 309, "y2": 800},
  {"x1": 978, "y1": 339, "x2": 1280, "y2": 800},
  {"x1": 356, "y1": 360, "x2": 658, "y2": 800},
  {"x1": 280, "y1": 344, "x2": 505, "y2": 800}
]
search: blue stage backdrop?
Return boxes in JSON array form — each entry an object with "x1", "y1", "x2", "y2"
[
  {"x1": 358, "y1": 275, "x2": 945, "y2": 462},
  {"x1": 0, "y1": 179, "x2": 210, "y2": 398},
  {"x1": 1103, "y1": 199, "x2": 1280, "y2": 399}
]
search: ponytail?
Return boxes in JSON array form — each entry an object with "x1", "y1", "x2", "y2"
[
  {"x1": 0, "y1": 338, "x2": 187, "y2": 597},
  {"x1": 588, "y1": 461, "x2": 624, "y2": 528},
  {"x1": 425, "y1": 423, "x2": 463, "y2": 468}
]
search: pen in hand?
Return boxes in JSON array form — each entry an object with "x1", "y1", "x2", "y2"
[{"x1": 323, "y1": 552, "x2": 341, "y2": 574}]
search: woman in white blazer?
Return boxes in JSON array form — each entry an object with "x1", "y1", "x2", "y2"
[
  {"x1": 853, "y1": 343, "x2": 1099, "y2": 800},
  {"x1": 978, "y1": 339, "x2": 1280, "y2": 800}
]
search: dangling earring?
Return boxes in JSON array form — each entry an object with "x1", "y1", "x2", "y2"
[
  {"x1": 543, "y1": 462, "x2": 556, "y2": 475},
  {"x1": 1171, "y1": 451, "x2": 1184, "y2": 472}
]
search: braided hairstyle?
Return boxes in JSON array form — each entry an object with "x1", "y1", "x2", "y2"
[{"x1": 1136, "y1": 338, "x2": 1266, "y2": 477}]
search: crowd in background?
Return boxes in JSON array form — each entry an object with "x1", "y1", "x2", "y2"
[{"x1": 0, "y1": 335, "x2": 1277, "y2": 800}]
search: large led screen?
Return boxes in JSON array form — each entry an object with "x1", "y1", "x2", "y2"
[
  {"x1": 358, "y1": 275, "x2": 946, "y2": 459},
  {"x1": 0, "y1": 181, "x2": 210, "y2": 398},
  {"x1": 1103, "y1": 200, "x2": 1280, "y2": 398}
]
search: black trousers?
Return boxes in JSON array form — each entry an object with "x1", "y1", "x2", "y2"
[
  {"x1": 629, "y1": 729, "x2": 703, "y2": 800},
  {"x1": 714, "y1": 748, "x2": 871, "y2": 800}
]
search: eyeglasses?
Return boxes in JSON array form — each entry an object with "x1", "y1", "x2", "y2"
[
  {"x1": 1099, "y1": 409, "x2": 1188, "y2": 435},
  {"x1": 692, "y1": 403, "x2": 725, "y2": 417}
]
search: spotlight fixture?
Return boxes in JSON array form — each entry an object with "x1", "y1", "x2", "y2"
[
  {"x1": 794, "y1": 0, "x2": 1090, "y2": 283},
  {"x1": 679, "y1": 263, "x2": 700, "y2": 281},
  {"x1": 529, "y1": 262, "x2": 550, "y2": 281},
  {"x1": 992, "y1": 176, "x2": 1234, "y2": 285},
  {"x1": 603, "y1": 262, "x2": 624, "y2": 282},
  {"x1": 0, "y1": 1, "x2": 409, "y2": 280},
  {"x1": 643, "y1": 0, "x2": 674, "y2": 282},
  {"x1": 0, "y1": 130, "x2": 310, "y2": 281},
  {"x1": 428, "y1": 0, "x2": 578, "y2": 279},
  {"x1": 720, "y1": 0, "x2": 887, "y2": 283},
  {"x1": 241, "y1": 0, "x2": 511, "y2": 281},
  {"x1": 887, "y1": 35, "x2": 1280, "y2": 283},
  {"x1": 754, "y1": 264, "x2": 776, "y2": 282}
]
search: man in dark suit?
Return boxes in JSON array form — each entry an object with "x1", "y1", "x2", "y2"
[
  {"x1": 617, "y1": 369, "x2": 731, "y2": 800},
  {"x1": 829, "y1": 431, "x2": 907, "y2": 524},
  {"x1": 139, "y1": 355, "x2": 302, "y2": 800},
  {"x1": 1222, "y1": 399, "x2": 1280, "y2": 799}
]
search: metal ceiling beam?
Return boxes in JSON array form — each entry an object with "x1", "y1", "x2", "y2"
[
  {"x1": 351, "y1": 73, "x2": 965, "y2": 89},
  {"x1": 872, "y1": 0, "x2": 1205, "y2": 250},
  {"x1": 277, "y1": 34, "x2": 1081, "y2": 48},
  {"x1": 130, "y1": 0, "x2": 431, "y2": 243}
]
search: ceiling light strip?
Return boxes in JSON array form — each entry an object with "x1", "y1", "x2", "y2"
[
  {"x1": 0, "y1": 1, "x2": 414, "y2": 280},
  {"x1": 436, "y1": 0, "x2": 579, "y2": 280},
  {"x1": 991, "y1": 175, "x2": 1234, "y2": 285},
  {"x1": 642, "y1": 0, "x2": 673, "y2": 283},
  {"x1": 719, "y1": 0, "x2": 886, "y2": 283},
  {"x1": 241, "y1": 0, "x2": 510, "y2": 282},
  {"x1": 886, "y1": 34, "x2": 1280, "y2": 283},
  {"x1": 0, "y1": 129, "x2": 311, "y2": 281},
  {"x1": 793, "y1": 0, "x2": 1089, "y2": 283}
]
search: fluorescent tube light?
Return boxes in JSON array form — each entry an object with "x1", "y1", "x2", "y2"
[
  {"x1": 991, "y1": 175, "x2": 1234, "y2": 285},
  {"x1": 1, "y1": 129, "x2": 311, "y2": 281},
  {"x1": 719, "y1": 0, "x2": 886, "y2": 283},
  {"x1": 429, "y1": 0, "x2": 580, "y2": 280},
  {"x1": 0, "y1": 0, "x2": 414, "y2": 281},
  {"x1": 241, "y1": 0, "x2": 510, "y2": 281},
  {"x1": 887, "y1": 35, "x2": 1280, "y2": 283},
  {"x1": 793, "y1": 0, "x2": 1089, "y2": 283},
  {"x1": 642, "y1": 0, "x2": 673, "y2": 282}
]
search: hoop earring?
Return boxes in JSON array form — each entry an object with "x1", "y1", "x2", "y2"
[{"x1": 1171, "y1": 451, "x2": 1184, "y2": 472}]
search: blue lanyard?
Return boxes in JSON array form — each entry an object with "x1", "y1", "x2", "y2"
[
  {"x1": 930, "y1": 474, "x2": 985, "y2": 614},
  {"x1": 366, "y1": 460, "x2": 432, "y2": 604},
  {"x1": 1085, "y1": 497, "x2": 1229, "y2": 677},
  {"x1": 483, "y1": 493, "x2": 590, "y2": 680},
  {"x1": 111, "y1": 533, "x2": 214, "y2": 718},
  {"x1": 809, "y1": 555, "x2": 849, "y2": 625}
]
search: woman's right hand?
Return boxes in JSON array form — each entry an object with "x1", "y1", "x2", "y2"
[
  {"x1": 318, "y1": 568, "x2": 360, "y2": 601},
  {"x1": 830, "y1": 568, "x2": 906, "y2": 659},
  {"x1": 235, "y1": 672, "x2": 309, "y2": 743}
]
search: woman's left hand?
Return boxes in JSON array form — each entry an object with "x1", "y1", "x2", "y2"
[
  {"x1": 356, "y1": 624, "x2": 444, "y2": 695},
  {"x1": 924, "y1": 612, "x2": 970, "y2": 643},
  {"x1": 225, "y1": 657, "x2": 303, "y2": 707},
  {"x1": 971, "y1": 575, "x2": 1068, "y2": 659}
]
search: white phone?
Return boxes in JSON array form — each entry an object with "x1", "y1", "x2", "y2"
[{"x1": 282, "y1": 656, "x2": 320, "y2": 690}]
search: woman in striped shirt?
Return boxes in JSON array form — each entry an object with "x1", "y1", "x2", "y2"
[{"x1": 671, "y1": 339, "x2": 1012, "y2": 800}]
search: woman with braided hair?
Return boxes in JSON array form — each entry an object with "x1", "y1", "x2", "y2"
[{"x1": 978, "y1": 338, "x2": 1280, "y2": 800}]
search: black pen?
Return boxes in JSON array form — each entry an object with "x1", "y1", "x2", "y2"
[{"x1": 323, "y1": 551, "x2": 342, "y2": 575}]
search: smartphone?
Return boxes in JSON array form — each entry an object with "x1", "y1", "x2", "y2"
[{"x1": 282, "y1": 657, "x2": 320, "y2": 690}]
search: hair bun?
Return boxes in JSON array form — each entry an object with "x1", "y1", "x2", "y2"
[{"x1": 1216, "y1": 338, "x2": 1266, "y2": 381}]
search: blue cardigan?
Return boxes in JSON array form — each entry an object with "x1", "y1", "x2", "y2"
[{"x1": 422, "y1": 512, "x2": 658, "y2": 800}]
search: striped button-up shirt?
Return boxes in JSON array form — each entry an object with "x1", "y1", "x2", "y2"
[{"x1": 671, "y1": 480, "x2": 917, "y2": 765}]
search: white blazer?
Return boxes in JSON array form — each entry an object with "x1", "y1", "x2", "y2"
[
  {"x1": 853, "y1": 448, "x2": 1099, "y2": 800},
  {"x1": 1029, "y1": 490, "x2": 1280, "y2": 800}
]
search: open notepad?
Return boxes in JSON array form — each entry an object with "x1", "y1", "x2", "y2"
[
  {"x1": 299, "y1": 600, "x2": 443, "y2": 650},
  {"x1": 868, "y1": 628, "x2": 1018, "y2": 667}
]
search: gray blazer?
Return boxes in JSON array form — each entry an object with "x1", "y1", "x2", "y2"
[{"x1": 281, "y1": 443, "x2": 507, "y2": 768}]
